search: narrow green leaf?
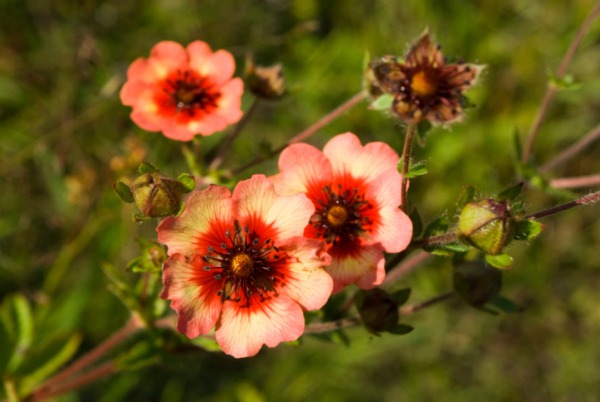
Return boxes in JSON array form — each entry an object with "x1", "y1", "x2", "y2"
[
  {"x1": 113, "y1": 182, "x2": 134, "y2": 203},
  {"x1": 423, "y1": 215, "x2": 449, "y2": 238},
  {"x1": 485, "y1": 253, "x2": 513, "y2": 269},
  {"x1": 386, "y1": 324, "x2": 414, "y2": 335},
  {"x1": 369, "y1": 93, "x2": 394, "y2": 111},
  {"x1": 456, "y1": 185, "x2": 476, "y2": 209},
  {"x1": 513, "y1": 219, "x2": 544, "y2": 241},
  {"x1": 497, "y1": 182, "x2": 523, "y2": 201},
  {"x1": 115, "y1": 341, "x2": 161, "y2": 371},
  {"x1": 489, "y1": 295, "x2": 523, "y2": 314},
  {"x1": 548, "y1": 73, "x2": 580, "y2": 91},
  {"x1": 191, "y1": 336, "x2": 222, "y2": 352},
  {"x1": 138, "y1": 162, "x2": 159, "y2": 174},
  {"x1": 404, "y1": 161, "x2": 428, "y2": 179},
  {"x1": 409, "y1": 208, "x2": 422, "y2": 238},
  {"x1": 6, "y1": 294, "x2": 34, "y2": 373},
  {"x1": 16, "y1": 333, "x2": 82, "y2": 395},
  {"x1": 177, "y1": 173, "x2": 195, "y2": 193},
  {"x1": 389, "y1": 288, "x2": 411, "y2": 306}
]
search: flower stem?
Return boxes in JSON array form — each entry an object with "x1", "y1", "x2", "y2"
[
  {"x1": 521, "y1": 1, "x2": 600, "y2": 164},
  {"x1": 410, "y1": 232, "x2": 458, "y2": 249},
  {"x1": 550, "y1": 174, "x2": 600, "y2": 189},
  {"x1": 383, "y1": 250, "x2": 431, "y2": 287},
  {"x1": 210, "y1": 97, "x2": 260, "y2": 171},
  {"x1": 31, "y1": 361, "x2": 117, "y2": 402},
  {"x1": 526, "y1": 190, "x2": 600, "y2": 220},
  {"x1": 398, "y1": 292, "x2": 454, "y2": 316},
  {"x1": 303, "y1": 291, "x2": 454, "y2": 334},
  {"x1": 31, "y1": 316, "x2": 142, "y2": 399},
  {"x1": 540, "y1": 122, "x2": 600, "y2": 172},
  {"x1": 400, "y1": 123, "x2": 416, "y2": 212},
  {"x1": 231, "y1": 91, "x2": 367, "y2": 175}
]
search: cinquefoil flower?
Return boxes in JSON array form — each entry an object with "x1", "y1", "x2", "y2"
[
  {"x1": 368, "y1": 31, "x2": 483, "y2": 125},
  {"x1": 270, "y1": 133, "x2": 413, "y2": 292},
  {"x1": 121, "y1": 41, "x2": 243, "y2": 141},
  {"x1": 157, "y1": 175, "x2": 332, "y2": 358}
]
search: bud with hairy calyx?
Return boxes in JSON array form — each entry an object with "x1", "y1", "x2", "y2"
[{"x1": 457, "y1": 199, "x2": 515, "y2": 255}]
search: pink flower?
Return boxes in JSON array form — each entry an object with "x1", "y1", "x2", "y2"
[
  {"x1": 270, "y1": 133, "x2": 413, "y2": 293},
  {"x1": 157, "y1": 175, "x2": 333, "y2": 358},
  {"x1": 120, "y1": 41, "x2": 244, "y2": 141}
]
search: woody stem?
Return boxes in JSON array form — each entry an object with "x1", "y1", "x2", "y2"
[{"x1": 525, "y1": 190, "x2": 600, "y2": 220}]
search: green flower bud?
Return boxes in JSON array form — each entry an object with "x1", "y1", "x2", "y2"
[
  {"x1": 453, "y1": 261, "x2": 502, "y2": 307},
  {"x1": 457, "y1": 199, "x2": 515, "y2": 255},
  {"x1": 245, "y1": 55, "x2": 285, "y2": 100},
  {"x1": 131, "y1": 172, "x2": 184, "y2": 219},
  {"x1": 355, "y1": 288, "x2": 399, "y2": 334}
]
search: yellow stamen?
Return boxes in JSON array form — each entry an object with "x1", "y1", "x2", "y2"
[
  {"x1": 327, "y1": 205, "x2": 348, "y2": 227},
  {"x1": 411, "y1": 70, "x2": 437, "y2": 97},
  {"x1": 231, "y1": 253, "x2": 254, "y2": 277}
]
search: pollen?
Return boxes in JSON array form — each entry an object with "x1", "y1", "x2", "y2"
[
  {"x1": 231, "y1": 253, "x2": 254, "y2": 277},
  {"x1": 410, "y1": 70, "x2": 437, "y2": 97},
  {"x1": 326, "y1": 205, "x2": 349, "y2": 227}
]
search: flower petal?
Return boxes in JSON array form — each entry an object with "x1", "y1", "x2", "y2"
[
  {"x1": 161, "y1": 254, "x2": 223, "y2": 338},
  {"x1": 157, "y1": 185, "x2": 234, "y2": 256},
  {"x1": 327, "y1": 243, "x2": 386, "y2": 293},
  {"x1": 270, "y1": 143, "x2": 332, "y2": 197},
  {"x1": 278, "y1": 237, "x2": 332, "y2": 310},
  {"x1": 233, "y1": 175, "x2": 314, "y2": 241},
  {"x1": 215, "y1": 294, "x2": 305, "y2": 358},
  {"x1": 363, "y1": 169, "x2": 412, "y2": 252},
  {"x1": 188, "y1": 42, "x2": 235, "y2": 86},
  {"x1": 323, "y1": 133, "x2": 400, "y2": 183},
  {"x1": 214, "y1": 78, "x2": 244, "y2": 124}
]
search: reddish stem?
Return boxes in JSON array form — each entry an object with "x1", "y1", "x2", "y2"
[
  {"x1": 526, "y1": 190, "x2": 600, "y2": 220},
  {"x1": 550, "y1": 174, "x2": 600, "y2": 189},
  {"x1": 540, "y1": 122, "x2": 600, "y2": 172},
  {"x1": 521, "y1": 1, "x2": 600, "y2": 164},
  {"x1": 382, "y1": 250, "x2": 430, "y2": 287}
]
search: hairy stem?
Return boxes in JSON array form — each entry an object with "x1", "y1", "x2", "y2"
[
  {"x1": 231, "y1": 91, "x2": 367, "y2": 175},
  {"x1": 399, "y1": 292, "x2": 455, "y2": 316},
  {"x1": 383, "y1": 250, "x2": 430, "y2": 287},
  {"x1": 521, "y1": 1, "x2": 600, "y2": 164},
  {"x1": 526, "y1": 190, "x2": 600, "y2": 220},
  {"x1": 210, "y1": 97, "x2": 260, "y2": 170},
  {"x1": 411, "y1": 232, "x2": 458, "y2": 249},
  {"x1": 400, "y1": 124, "x2": 416, "y2": 212}
]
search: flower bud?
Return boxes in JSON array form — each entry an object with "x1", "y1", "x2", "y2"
[
  {"x1": 355, "y1": 288, "x2": 399, "y2": 334},
  {"x1": 457, "y1": 199, "x2": 515, "y2": 255},
  {"x1": 131, "y1": 172, "x2": 184, "y2": 219},
  {"x1": 245, "y1": 55, "x2": 285, "y2": 100},
  {"x1": 453, "y1": 261, "x2": 502, "y2": 306}
]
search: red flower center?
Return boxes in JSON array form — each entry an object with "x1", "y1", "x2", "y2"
[
  {"x1": 310, "y1": 184, "x2": 373, "y2": 246},
  {"x1": 155, "y1": 69, "x2": 221, "y2": 122},
  {"x1": 203, "y1": 221, "x2": 285, "y2": 307}
]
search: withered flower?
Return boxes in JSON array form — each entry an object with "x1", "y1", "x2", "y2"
[{"x1": 368, "y1": 31, "x2": 484, "y2": 125}]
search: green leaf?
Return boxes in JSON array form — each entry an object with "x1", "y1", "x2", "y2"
[
  {"x1": 489, "y1": 295, "x2": 523, "y2": 314},
  {"x1": 369, "y1": 93, "x2": 394, "y2": 111},
  {"x1": 15, "y1": 333, "x2": 82, "y2": 395},
  {"x1": 409, "y1": 208, "x2": 422, "y2": 238},
  {"x1": 138, "y1": 161, "x2": 159, "y2": 174},
  {"x1": 177, "y1": 173, "x2": 195, "y2": 193},
  {"x1": 485, "y1": 253, "x2": 513, "y2": 269},
  {"x1": 115, "y1": 341, "x2": 161, "y2": 371},
  {"x1": 549, "y1": 73, "x2": 580, "y2": 91},
  {"x1": 3, "y1": 294, "x2": 34, "y2": 374},
  {"x1": 191, "y1": 336, "x2": 222, "y2": 352},
  {"x1": 513, "y1": 219, "x2": 544, "y2": 241},
  {"x1": 113, "y1": 181, "x2": 134, "y2": 203},
  {"x1": 497, "y1": 182, "x2": 523, "y2": 201},
  {"x1": 389, "y1": 288, "x2": 411, "y2": 306},
  {"x1": 423, "y1": 215, "x2": 449, "y2": 238},
  {"x1": 362, "y1": 49, "x2": 371, "y2": 71},
  {"x1": 386, "y1": 324, "x2": 414, "y2": 335},
  {"x1": 456, "y1": 185, "x2": 476, "y2": 209},
  {"x1": 404, "y1": 161, "x2": 428, "y2": 179}
]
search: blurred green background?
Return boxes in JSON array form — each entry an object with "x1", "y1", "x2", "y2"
[{"x1": 2, "y1": 0, "x2": 600, "y2": 400}]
